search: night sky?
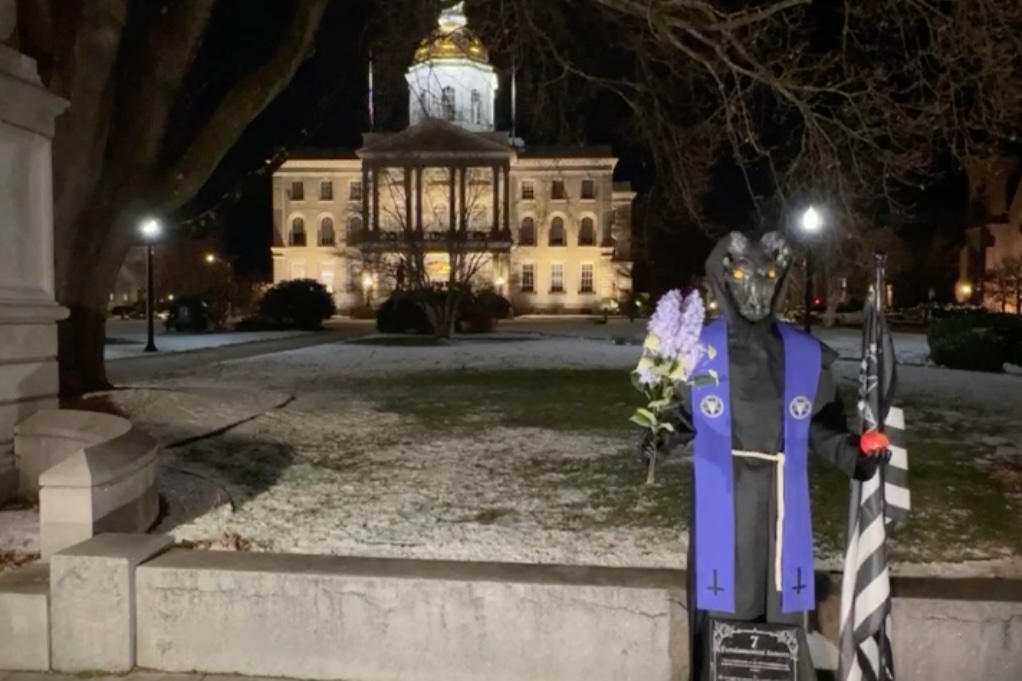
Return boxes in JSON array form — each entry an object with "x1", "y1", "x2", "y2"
[{"x1": 179, "y1": 0, "x2": 971, "y2": 303}]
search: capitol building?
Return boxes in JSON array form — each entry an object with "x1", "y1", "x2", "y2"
[{"x1": 271, "y1": 2, "x2": 634, "y2": 313}]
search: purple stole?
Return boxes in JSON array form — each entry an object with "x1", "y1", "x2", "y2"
[{"x1": 690, "y1": 319, "x2": 820, "y2": 614}]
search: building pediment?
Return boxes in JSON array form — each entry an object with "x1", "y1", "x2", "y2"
[{"x1": 358, "y1": 118, "x2": 511, "y2": 162}]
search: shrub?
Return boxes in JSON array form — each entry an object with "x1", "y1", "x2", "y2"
[
  {"x1": 983, "y1": 313, "x2": 1022, "y2": 366},
  {"x1": 460, "y1": 289, "x2": 511, "y2": 334},
  {"x1": 258, "y1": 279, "x2": 336, "y2": 330},
  {"x1": 929, "y1": 329, "x2": 1006, "y2": 373},
  {"x1": 376, "y1": 293, "x2": 431, "y2": 334}
]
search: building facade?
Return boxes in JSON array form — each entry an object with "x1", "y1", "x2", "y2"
[
  {"x1": 958, "y1": 159, "x2": 1022, "y2": 310},
  {"x1": 270, "y1": 2, "x2": 634, "y2": 313}
]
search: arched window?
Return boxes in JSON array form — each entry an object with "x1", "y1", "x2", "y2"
[
  {"x1": 434, "y1": 203, "x2": 449, "y2": 228},
  {"x1": 290, "y1": 217, "x2": 306, "y2": 247},
  {"x1": 319, "y1": 217, "x2": 335, "y2": 246},
  {"x1": 441, "y1": 86, "x2": 456, "y2": 121},
  {"x1": 470, "y1": 90, "x2": 482, "y2": 125},
  {"x1": 578, "y1": 217, "x2": 596, "y2": 246},
  {"x1": 347, "y1": 215, "x2": 363, "y2": 241},
  {"x1": 601, "y1": 221, "x2": 613, "y2": 246},
  {"x1": 519, "y1": 217, "x2": 535, "y2": 245},
  {"x1": 548, "y1": 217, "x2": 566, "y2": 246}
]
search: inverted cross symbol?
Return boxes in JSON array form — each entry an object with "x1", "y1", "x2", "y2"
[
  {"x1": 708, "y1": 569, "x2": 725, "y2": 595},
  {"x1": 792, "y1": 568, "x2": 807, "y2": 595}
]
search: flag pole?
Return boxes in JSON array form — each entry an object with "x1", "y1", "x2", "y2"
[
  {"x1": 368, "y1": 51, "x2": 375, "y2": 132},
  {"x1": 873, "y1": 252, "x2": 891, "y2": 678}
]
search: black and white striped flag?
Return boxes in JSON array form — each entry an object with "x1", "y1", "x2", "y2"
[{"x1": 838, "y1": 255, "x2": 910, "y2": 681}]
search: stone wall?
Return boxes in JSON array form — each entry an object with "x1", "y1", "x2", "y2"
[{"x1": 2, "y1": 533, "x2": 1019, "y2": 680}]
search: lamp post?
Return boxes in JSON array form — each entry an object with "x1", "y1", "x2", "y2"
[
  {"x1": 362, "y1": 273, "x2": 374, "y2": 307},
  {"x1": 495, "y1": 275, "x2": 506, "y2": 297},
  {"x1": 799, "y1": 206, "x2": 823, "y2": 333},
  {"x1": 140, "y1": 219, "x2": 162, "y2": 352}
]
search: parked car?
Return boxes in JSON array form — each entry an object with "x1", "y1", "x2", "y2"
[
  {"x1": 109, "y1": 302, "x2": 145, "y2": 320},
  {"x1": 164, "y1": 296, "x2": 211, "y2": 331}
]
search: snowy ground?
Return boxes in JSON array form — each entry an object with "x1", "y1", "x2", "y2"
[
  {"x1": 4, "y1": 323, "x2": 1019, "y2": 578},
  {"x1": 105, "y1": 320, "x2": 310, "y2": 360},
  {"x1": 502, "y1": 316, "x2": 933, "y2": 365}
]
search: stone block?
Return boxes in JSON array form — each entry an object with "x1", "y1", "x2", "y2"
[
  {"x1": 0, "y1": 562, "x2": 50, "y2": 671},
  {"x1": 137, "y1": 550, "x2": 687, "y2": 681},
  {"x1": 14, "y1": 409, "x2": 160, "y2": 558},
  {"x1": 50, "y1": 533, "x2": 173, "y2": 673}
]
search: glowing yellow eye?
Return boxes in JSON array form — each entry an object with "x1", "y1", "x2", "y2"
[
  {"x1": 767, "y1": 269, "x2": 777, "y2": 279},
  {"x1": 732, "y1": 268, "x2": 745, "y2": 280}
]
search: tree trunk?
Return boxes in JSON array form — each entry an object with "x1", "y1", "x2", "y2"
[
  {"x1": 55, "y1": 207, "x2": 131, "y2": 397},
  {"x1": 58, "y1": 304, "x2": 111, "y2": 395}
]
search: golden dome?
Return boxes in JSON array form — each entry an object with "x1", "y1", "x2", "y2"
[{"x1": 413, "y1": 2, "x2": 489, "y2": 64}]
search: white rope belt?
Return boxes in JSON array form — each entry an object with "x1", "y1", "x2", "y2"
[{"x1": 732, "y1": 449, "x2": 786, "y2": 593}]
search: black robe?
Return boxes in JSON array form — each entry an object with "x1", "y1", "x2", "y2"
[
  {"x1": 666, "y1": 320, "x2": 878, "y2": 680},
  {"x1": 665, "y1": 239, "x2": 879, "y2": 681}
]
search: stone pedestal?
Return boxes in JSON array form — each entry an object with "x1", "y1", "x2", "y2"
[{"x1": 0, "y1": 37, "x2": 70, "y2": 503}]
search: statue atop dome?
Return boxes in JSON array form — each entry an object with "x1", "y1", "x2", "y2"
[
  {"x1": 438, "y1": 2, "x2": 468, "y2": 31},
  {"x1": 413, "y1": 1, "x2": 488, "y2": 64}
]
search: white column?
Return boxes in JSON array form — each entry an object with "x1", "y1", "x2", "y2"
[{"x1": 0, "y1": 36, "x2": 70, "y2": 503}]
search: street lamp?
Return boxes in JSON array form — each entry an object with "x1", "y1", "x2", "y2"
[
  {"x1": 495, "y1": 275, "x2": 506, "y2": 296},
  {"x1": 205, "y1": 253, "x2": 216, "y2": 264},
  {"x1": 139, "y1": 219, "x2": 162, "y2": 352},
  {"x1": 799, "y1": 206, "x2": 823, "y2": 333},
  {"x1": 362, "y1": 273, "x2": 374, "y2": 307}
]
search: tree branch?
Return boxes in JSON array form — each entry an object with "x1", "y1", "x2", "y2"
[
  {"x1": 111, "y1": 0, "x2": 216, "y2": 167},
  {"x1": 157, "y1": 0, "x2": 329, "y2": 210}
]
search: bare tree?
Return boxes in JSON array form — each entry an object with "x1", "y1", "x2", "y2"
[
  {"x1": 347, "y1": 165, "x2": 507, "y2": 337},
  {"x1": 472, "y1": 0, "x2": 1022, "y2": 286},
  {"x1": 14, "y1": 0, "x2": 329, "y2": 394},
  {"x1": 988, "y1": 256, "x2": 1022, "y2": 313}
]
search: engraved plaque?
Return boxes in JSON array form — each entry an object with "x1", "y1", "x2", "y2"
[{"x1": 710, "y1": 618, "x2": 799, "y2": 680}]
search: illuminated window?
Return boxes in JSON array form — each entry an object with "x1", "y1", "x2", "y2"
[
  {"x1": 578, "y1": 217, "x2": 596, "y2": 246},
  {"x1": 291, "y1": 262, "x2": 306, "y2": 279},
  {"x1": 290, "y1": 181, "x2": 304, "y2": 201},
  {"x1": 551, "y1": 179, "x2": 566, "y2": 200},
  {"x1": 471, "y1": 90, "x2": 482, "y2": 124},
  {"x1": 319, "y1": 217, "x2": 335, "y2": 246},
  {"x1": 289, "y1": 217, "x2": 306, "y2": 247},
  {"x1": 320, "y1": 181, "x2": 333, "y2": 201},
  {"x1": 580, "y1": 264, "x2": 594, "y2": 293},
  {"x1": 548, "y1": 217, "x2": 566, "y2": 246},
  {"x1": 521, "y1": 264, "x2": 535, "y2": 292},
  {"x1": 581, "y1": 179, "x2": 595, "y2": 199},
  {"x1": 550, "y1": 263, "x2": 564, "y2": 292},
  {"x1": 521, "y1": 181, "x2": 535, "y2": 200},
  {"x1": 321, "y1": 268, "x2": 335, "y2": 293},
  {"x1": 441, "y1": 86, "x2": 456, "y2": 120},
  {"x1": 349, "y1": 181, "x2": 363, "y2": 201},
  {"x1": 519, "y1": 217, "x2": 536, "y2": 245},
  {"x1": 347, "y1": 215, "x2": 363, "y2": 240}
]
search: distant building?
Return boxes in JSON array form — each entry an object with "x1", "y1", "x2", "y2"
[
  {"x1": 110, "y1": 246, "x2": 146, "y2": 309},
  {"x1": 958, "y1": 159, "x2": 1022, "y2": 310},
  {"x1": 270, "y1": 2, "x2": 634, "y2": 313}
]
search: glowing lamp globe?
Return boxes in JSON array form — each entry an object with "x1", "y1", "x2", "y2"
[{"x1": 800, "y1": 206, "x2": 822, "y2": 234}]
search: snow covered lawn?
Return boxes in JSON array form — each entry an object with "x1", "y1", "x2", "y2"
[
  {"x1": 149, "y1": 335, "x2": 1020, "y2": 576},
  {"x1": 4, "y1": 332, "x2": 1017, "y2": 577}
]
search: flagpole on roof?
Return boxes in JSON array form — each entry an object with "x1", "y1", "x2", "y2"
[
  {"x1": 510, "y1": 51, "x2": 517, "y2": 140},
  {"x1": 368, "y1": 50, "x2": 375, "y2": 132}
]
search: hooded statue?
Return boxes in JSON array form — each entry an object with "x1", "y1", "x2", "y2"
[{"x1": 650, "y1": 231, "x2": 887, "y2": 681}]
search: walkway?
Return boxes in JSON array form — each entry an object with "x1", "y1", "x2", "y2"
[{"x1": 107, "y1": 322, "x2": 373, "y2": 384}]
